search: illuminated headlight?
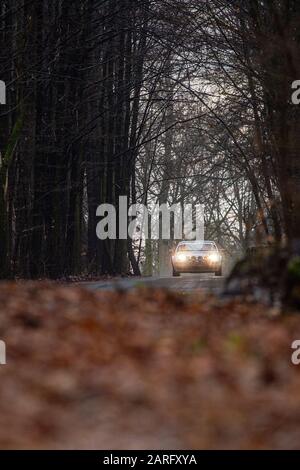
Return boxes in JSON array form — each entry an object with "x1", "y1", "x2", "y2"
[
  {"x1": 208, "y1": 252, "x2": 221, "y2": 263},
  {"x1": 175, "y1": 253, "x2": 187, "y2": 263}
]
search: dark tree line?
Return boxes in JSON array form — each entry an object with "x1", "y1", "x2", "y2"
[
  {"x1": 1, "y1": 0, "x2": 150, "y2": 278},
  {"x1": 1, "y1": 0, "x2": 300, "y2": 281}
]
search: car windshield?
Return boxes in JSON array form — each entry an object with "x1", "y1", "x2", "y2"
[{"x1": 177, "y1": 243, "x2": 215, "y2": 252}]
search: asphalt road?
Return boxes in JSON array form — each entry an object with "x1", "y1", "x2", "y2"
[{"x1": 83, "y1": 273, "x2": 224, "y2": 294}]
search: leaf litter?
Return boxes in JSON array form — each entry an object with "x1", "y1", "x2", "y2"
[{"x1": 0, "y1": 282, "x2": 300, "y2": 449}]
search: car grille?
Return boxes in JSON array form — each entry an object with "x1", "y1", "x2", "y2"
[{"x1": 187, "y1": 255, "x2": 207, "y2": 263}]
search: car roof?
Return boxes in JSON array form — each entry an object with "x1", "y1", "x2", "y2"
[{"x1": 178, "y1": 240, "x2": 216, "y2": 244}]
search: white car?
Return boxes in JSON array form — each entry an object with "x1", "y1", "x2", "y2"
[{"x1": 172, "y1": 240, "x2": 222, "y2": 277}]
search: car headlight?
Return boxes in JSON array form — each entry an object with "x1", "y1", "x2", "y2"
[
  {"x1": 208, "y1": 252, "x2": 221, "y2": 263},
  {"x1": 175, "y1": 253, "x2": 187, "y2": 263}
]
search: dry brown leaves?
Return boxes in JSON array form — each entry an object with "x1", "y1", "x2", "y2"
[{"x1": 0, "y1": 282, "x2": 300, "y2": 449}]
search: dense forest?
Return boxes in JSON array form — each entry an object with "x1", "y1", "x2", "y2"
[
  {"x1": 2, "y1": 0, "x2": 300, "y2": 452},
  {"x1": 1, "y1": 0, "x2": 300, "y2": 279}
]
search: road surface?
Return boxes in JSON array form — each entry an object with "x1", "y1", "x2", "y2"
[{"x1": 83, "y1": 273, "x2": 224, "y2": 294}]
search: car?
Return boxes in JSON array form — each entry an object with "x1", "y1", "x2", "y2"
[{"x1": 171, "y1": 240, "x2": 222, "y2": 277}]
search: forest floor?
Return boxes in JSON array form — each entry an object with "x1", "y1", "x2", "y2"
[{"x1": 0, "y1": 282, "x2": 300, "y2": 449}]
